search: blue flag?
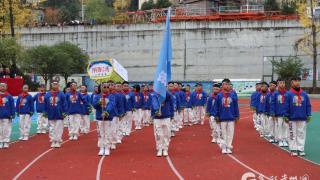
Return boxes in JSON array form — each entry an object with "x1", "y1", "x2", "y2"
[{"x1": 153, "y1": 7, "x2": 172, "y2": 103}]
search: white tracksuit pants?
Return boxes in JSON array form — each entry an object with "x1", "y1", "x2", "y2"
[
  {"x1": 123, "y1": 111, "x2": 133, "y2": 135},
  {"x1": 49, "y1": 120, "x2": 64, "y2": 143},
  {"x1": 19, "y1": 114, "x2": 31, "y2": 138},
  {"x1": 37, "y1": 113, "x2": 48, "y2": 132},
  {"x1": 0, "y1": 119, "x2": 12, "y2": 143},
  {"x1": 171, "y1": 111, "x2": 180, "y2": 131},
  {"x1": 210, "y1": 116, "x2": 221, "y2": 142},
  {"x1": 259, "y1": 114, "x2": 268, "y2": 136},
  {"x1": 183, "y1": 108, "x2": 195, "y2": 125},
  {"x1": 68, "y1": 114, "x2": 81, "y2": 137},
  {"x1": 97, "y1": 121, "x2": 112, "y2": 148},
  {"x1": 220, "y1": 121, "x2": 235, "y2": 149},
  {"x1": 133, "y1": 109, "x2": 143, "y2": 129},
  {"x1": 111, "y1": 117, "x2": 119, "y2": 144},
  {"x1": 63, "y1": 115, "x2": 69, "y2": 128},
  {"x1": 268, "y1": 116, "x2": 275, "y2": 138},
  {"x1": 142, "y1": 109, "x2": 151, "y2": 125},
  {"x1": 80, "y1": 115, "x2": 90, "y2": 133},
  {"x1": 154, "y1": 118, "x2": 171, "y2": 151},
  {"x1": 194, "y1": 106, "x2": 205, "y2": 124},
  {"x1": 288, "y1": 121, "x2": 307, "y2": 152},
  {"x1": 275, "y1": 117, "x2": 289, "y2": 142},
  {"x1": 115, "y1": 116, "x2": 124, "y2": 141}
]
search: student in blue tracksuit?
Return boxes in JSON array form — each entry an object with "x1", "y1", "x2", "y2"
[
  {"x1": 0, "y1": 83, "x2": 15, "y2": 149},
  {"x1": 79, "y1": 85, "x2": 91, "y2": 134},
  {"x1": 256, "y1": 82, "x2": 269, "y2": 137},
  {"x1": 44, "y1": 81, "x2": 67, "y2": 148},
  {"x1": 213, "y1": 79, "x2": 239, "y2": 154},
  {"x1": 34, "y1": 84, "x2": 48, "y2": 134},
  {"x1": 190, "y1": 83, "x2": 207, "y2": 125},
  {"x1": 284, "y1": 77, "x2": 311, "y2": 156},
  {"x1": 265, "y1": 81, "x2": 277, "y2": 142},
  {"x1": 16, "y1": 84, "x2": 34, "y2": 141},
  {"x1": 206, "y1": 83, "x2": 221, "y2": 143},
  {"x1": 65, "y1": 82, "x2": 86, "y2": 140},
  {"x1": 250, "y1": 83, "x2": 261, "y2": 130},
  {"x1": 133, "y1": 85, "x2": 144, "y2": 130},
  {"x1": 142, "y1": 84, "x2": 151, "y2": 127},
  {"x1": 122, "y1": 81, "x2": 135, "y2": 136},
  {"x1": 183, "y1": 84, "x2": 195, "y2": 126},
  {"x1": 114, "y1": 82, "x2": 127, "y2": 144},
  {"x1": 178, "y1": 83, "x2": 187, "y2": 126},
  {"x1": 168, "y1": 82, "x2": 180, "y2": 136},
  {"x1": 92, "y1": 82, "x2": 117, "y2": 156},
  {"x1": 174, "y1": 82, "x2": 184, "y2": 129},
  {"x1": 91, "y1": 85, "x2": 100, "y2": 121},
  {"x1": 151, "y1": 90, "x2": 174, "y2": 157},
  {"x1": 270, "y1": 79, "x2": 289, "y2": 147}
]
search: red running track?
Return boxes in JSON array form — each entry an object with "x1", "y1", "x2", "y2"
[{"x1": 1, "y1": 99, "x2": 320, "y2": 180}]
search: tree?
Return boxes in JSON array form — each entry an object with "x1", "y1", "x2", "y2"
[
  {"x1": 264, "y1": 0, "x2": 280, "y2": 11},
  {"x1": 0, "y1": 37, "x2": 22, "y2": 67},
  {"x1": 53, "y1": 42, "x2": 89, "y2": 84},
  {"x1": 113, "y1": 0, "x2": 130, "y2": 11},
  {"x1": 295, "y1": 0, "x2": 319, "y2": 92},
  {"x1": 128, "y1": 0, "x2": 138, "y2": 11},
  {"x1": 23, "y1": 45, "x2": 60, "y2": 87},
  {"x1": 141, "y1": 0, "x2": 155, "y2": 10},
  {"x1": 42, "y1": 0, "x2": 81, "y2": 22},
  {"x1": 155, "y1": 0, "x2": 171, "y2": 9},
  {"x1": 0, "y1": 0, "x2": 34, "y2": 36},
  {"x1": 281, "y1": 1, "x2": 297, "y2": 15},
  {"x1": 85, "y1": 0, "x2": 115, "y2": 24},
  {"x1": 272, "y1": 57, "x2": 305, "y2": 88}
]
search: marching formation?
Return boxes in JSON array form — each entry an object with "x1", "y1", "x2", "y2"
[
  {"x1": 2, "y1": 77, "x2": 311, "y2": 158},
  {"x1": 250, "y1": 77, "x2": 312, "y2": 157}
]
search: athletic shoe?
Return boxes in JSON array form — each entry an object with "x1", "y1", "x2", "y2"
[
  {"x1": 116, "y1": 139, "x2": 122, "y2": 144},
  {"x1": 0, "y1": 142, "x2": 3, "y2": 149},
  {"x1": 178, "y1": 125, "x2": 183, "y2": 129},
  {"x1": 111, "y1": 144, "x2": 116, "y2": 150},
  {"x1": 299, "y1": 151, "x2": 306, "y2": 156},
  {"x1": 269, "y1": 138, "x2": 275, "y2": 143},
  {"x1": 278, "y1": 141, "x2": 284, "y2": 147},
  {"x1": 211, "y1": 138, "x2": 217, "y2": 143},
  {"x1": 22, "y1": 136, "x2": 28, "y2": 141},
  {"x1": 98, "y1": 148, "x2": 105, "y2": 156},
  {"x1": 37, "y1": 130, "x2": 41, "y2": 134},
  {"x1": 226, "y1": 148, "x2": 232, "y2": 154},
  {"x1": 157, "y1": 150, "x2": 163, "y2": 157},
  {"x1": 171, "y1": 132, "x2": 175, "y2": 137},
  {"x1": 163, "y1": 150, "x2": 168, "y2": 157},
  {"x1": 73, "y1": 135, "x2": 78, "y2": 140},
  {"x1": 282, "y1": 141, "x2": 288, "y2": 147},
  {"x1": 69, "y1": 136, "x2": 73, "y2": 140},
  {"x1": 41, "y1": 130, "x2": 47, "y2": 134},
  {"x1": 51, "y1": 143, "x2": 55, "y2": 148},
  {"x1": 19, "y1": 137, "x2": 23, "y2": 140},
  {"x1": 291, "y1": 150, "x2": 298, "y2": 156},
  {"x1": 55, "y1": 142, "x2": 61, "y2": 148},
  {"x1": 3, "y1": 143, "x2": 9, "y2": 149},
  {"x1": 222, "y1": 148, "x2": 228, "y2": 154},
  {"x1": 104, "y1": 148, "x2": 110, "y2": 156}
]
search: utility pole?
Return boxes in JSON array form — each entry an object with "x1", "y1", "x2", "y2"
[
  {"x1": 310, "y1": 0, "x2": 318, "y2": 92},
  {"x1": 81, "y1": 0, "x2": 84, "y2": 22}
]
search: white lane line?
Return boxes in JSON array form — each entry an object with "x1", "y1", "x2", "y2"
[
  {"x1": 96, "y1": 156, "x2": 105, "y2": 180},
  {"x1": 166, "y1": 156, "x2": 184, "y2": 180},
  {"x1": 96, "y1": 129, "x2": 136, "y2": 180},
  {"x1": 227, "y1": 154, "x2": 271, "y2": 180},
  {"x1": 13, "y1": 129, "x2": 97, "y2": 180}
]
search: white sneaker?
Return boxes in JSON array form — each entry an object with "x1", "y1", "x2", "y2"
[
  {"x1": 0, "y1": 143, "x2": 3, "y2": 149},
  {"x1": 98, "y1": 148, "x2": 105, "y2": 156},
  {"x1": 282, "y1": 141, "x2": 288, "y2": 147},
  {"x1": 278, "y1": 141, "x2": 284, "y2": 147},
  {"x1": 299, "y1": 151, "x2": 306, "y2": 156},
  {"x1": 111, "y1": 144, "x2": 116, "y2": 150},
  {"x1": 179, "y1": 125, "x2": 183, "y2": 129},
  {"x1": 69, "y1": 136, "x2": 73, "y2": 140},
  {"x1": 171, "y1": 132, "x2": 175, "y2": 137},
  {"x1": 211, "y1": 138, "x2": 217, "y2": 143},
  {"x1": 22, "y1": 136, "x2": 28, "y2": 141},
  {"x1": 51, "y1": 142, "x2": 55, "y2": 148},
  {"x1": 42, "y1": 130, "x2": 47, "y2": 134},
  {"x1": 291, "y1": 151, "x2": 298, "y2": 156},
  {"x1": 163, "y1": 150, "x2": 168, "y2": 157},
  {"x1": 55, "y1": 142, "x2": 61, "y2": 148},
  {"x1": 222, "y1": 148, "x2": 228, "y2": 154},
  {"x1": 37, "y1": 130, "x2": 41, "y2": 134},
  {"x1": 157, "y1": 150, "x2": 163, "y2": 157},
  {"x1": 19, "y1": 137, "x2": 23, "y2": 140},
  {"x1": 73, "y1": 135, "x2": 78, "y2": 140},
  {"x1": 104, "y1": 148, "x2": 110, "y2": 156},
  {"x1": 116, "y1": 139, "x2": 122, "y2": 144},
  {"x1": 227, "y1": 148, "x2": 232, "y2": 154},
  {"x1": 3, "y1": 143, "x2": 9, "y2": 148}
]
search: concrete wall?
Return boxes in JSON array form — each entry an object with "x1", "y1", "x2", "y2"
[{"x1": 17, "y1": 20, "x2": 319, "y2": 84}]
